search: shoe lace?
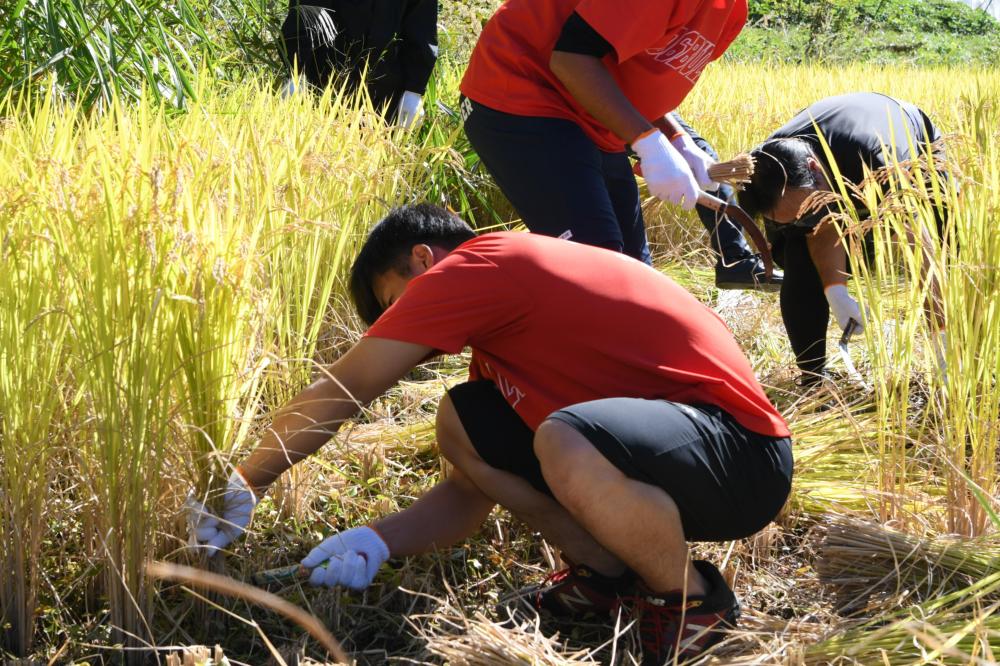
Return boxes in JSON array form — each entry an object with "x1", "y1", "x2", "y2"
[
  {"x1": 533, "y1": 567, "x2": 572, "y2": 609},
  {"x1": 625, "y1": 596, "x2": 701, "y2": 656},
  {"x1": 541, "y1": 567, "x2": 572, "y2": 587}
]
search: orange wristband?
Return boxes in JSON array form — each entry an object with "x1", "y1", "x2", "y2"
[{"x1": 631, "y1": 127, "x2": 659, "y2": 145}]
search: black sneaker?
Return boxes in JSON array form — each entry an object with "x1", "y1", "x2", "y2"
[
  {"x1": 527, "y1": 560, "x2": 636, "y2": 619},
  {"x1": 795, "y1": 369, "x2": 832, "y2": 389},
  {"x1": 715, "y1": 255, "x2": 783, "y2": 292},
  {"x1": 631, "y1": 560, "x2": 740, "y2": 665}
]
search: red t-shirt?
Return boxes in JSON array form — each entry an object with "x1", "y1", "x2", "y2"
[
  {"x1": 366, "y1": 233, "x2": 789, "y2": 438},
  {"x1": 460, "y1": 0, "x2": 747, "y2": 152}
]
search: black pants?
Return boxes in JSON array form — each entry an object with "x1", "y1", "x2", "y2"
[
  {"x1": 672, "y1": 114, "x2": 753, "y2": 264},
  {"x1": 773, "y1": 232, "x2": 830, "y2": 375},
  {"x1": 449, "y1": 381, "x2": 793, "y2": 542},
  {"x1": 464, "y1": 99, "x2": 652, "y2": 264},
  {"x1": 463, "y1": 100, "x2": 754, "y2": 266}
]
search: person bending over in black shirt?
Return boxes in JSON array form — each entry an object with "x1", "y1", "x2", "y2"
[{"x1": 738, "y1": 93, "x2": 948, "y2": 384}]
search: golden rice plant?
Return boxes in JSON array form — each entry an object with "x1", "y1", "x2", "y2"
[
  {"x1": 0, "y1": 162, "x2": 71, "y2": 655},
  {"x1": 3, "y1": 59, "x2": 1000, "y2": 661},
  {"x1": 0, "y1": 68, "x2": 489, "y2": 658},
  {"x1": 837, "y1": 89, "x2": 1000, "y2": 536}
]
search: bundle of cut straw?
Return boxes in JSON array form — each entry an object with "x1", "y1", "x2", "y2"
[
  {"x1": 816, "y1": 514, "x2": 1000, "y2": 608},
  {"x1": 707, "y1": 154, "x2": 755, "y2": 189}
]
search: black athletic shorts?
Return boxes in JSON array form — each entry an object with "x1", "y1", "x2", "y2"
[{"x1": 448, "y1": 380, "x2": 794, "y2": 542}]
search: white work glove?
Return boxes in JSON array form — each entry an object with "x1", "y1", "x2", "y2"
[
  {"x1": 187, "y1": 469, "x2": 258, "y2": 553},
  {"x1": 632, "y1": 129, "x2": 699, "y2": 210},
  {"x1": 396, "y1": 91, "x2": 425, "y2": 129},
  {"x1": 825, "y1": 283, "x2": 864, "y2": 333},
  {"x1": 302, "y1": 526, "x2": 390, "y2": 590},
  {"x1": 670, "y1": 131, "x2": 719, "y2": 192}
]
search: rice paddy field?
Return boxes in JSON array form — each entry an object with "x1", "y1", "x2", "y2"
[{"x1": 3, "y1": 3, "x2": 1000, "y2": 665}]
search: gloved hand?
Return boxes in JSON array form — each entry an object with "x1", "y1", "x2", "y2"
[
  {"x1": 631, "y1": 129, "x2": 699, "y2": 210},
  {"x1": 187, "y1": 469, "x2": 258, "y2": 553},
  {"x1": 302, "y1": 526, "x2": 390, "y2": 590},
  {"x1": 825, "y1": 283, "x2": 864, "y2": 332},
  {"x1": 670, "y1": 130, "x2": 719, "y2": 192},
  {"x1": 396, "y1": 91, "x2": 425, "y2": 129}
]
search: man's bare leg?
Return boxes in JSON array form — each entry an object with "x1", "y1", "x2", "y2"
[
  {"x1": 534, "y1": 419, "x2": 707, "y2": 596},
  {"x1": 436, "y1": 394, "x2": 626, "y2": 577}
]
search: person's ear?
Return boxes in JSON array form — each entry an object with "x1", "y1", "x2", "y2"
[
  {"x1": 409, "y1": 244, "x2": 436, "y2": 273},
  {"x1": 806, "y1": 157, "x2": 829, "y2": 188}
]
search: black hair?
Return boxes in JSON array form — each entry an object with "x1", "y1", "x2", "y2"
[
  {"x1": 349, "y1": 203, "x2": 476, "y2": 326},
  {"x1": 739, "y1": 137, "x2": 819, "y2": 220}
]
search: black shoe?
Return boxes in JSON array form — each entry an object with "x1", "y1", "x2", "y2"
[
  {"x1": 715, "y1": 255, "x2": 783, "y2": 292},
  {"x1": 796, "y1": 369, "x2": 831, "y2": 387}
]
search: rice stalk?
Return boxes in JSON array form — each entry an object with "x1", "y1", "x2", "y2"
[{"x1": 840, "y1": 90, "x2": 1000, "y2": 536}]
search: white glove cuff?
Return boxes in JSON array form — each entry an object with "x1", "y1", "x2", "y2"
[
  {"x1": 229, "y1": 468, "x2": 259, "y2": 506},
  {"x1": 632, "y1": 129, "x2": 673, "y2": 164},
  {"x1": 823, "y1": 283, "x2": 850, "y2": 301},
  {"x1": 669, "y1": 131, "x2": 695, "y2": 153}
]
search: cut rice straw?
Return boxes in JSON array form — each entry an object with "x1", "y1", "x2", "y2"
[
  {"x1": 708, "y1": 153, "x2": 755, "y2": 188},
  {"x1": 146, "y1": 561, "x2": 350, "y2": 664},
  {"x1": 816, "y1": 514, "x2": 1000, "y2": 611}
]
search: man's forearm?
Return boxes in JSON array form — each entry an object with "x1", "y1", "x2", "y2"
[
  {"x1": 238, "y1": 377, "x2": 362, "y2": 492},
  {"x1": 653, "y1": 114, "x2": 686, "y2": 140},
  {"x1": 549, "y1": 51, "x2": 652, "y2": 144},
  {"x1": 373, "y1": 472, "x2": 496, "y2": 557},
  {"x1": 807, "y1": 222, "x2": 849, "y2": 286}
]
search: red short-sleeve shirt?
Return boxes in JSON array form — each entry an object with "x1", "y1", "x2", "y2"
[
  {"x1": 366, "y1": 233, "x2": 788, "y2": 438},
  {"x1": 460, "y1": 0, "x2": 747, "y2": 152}
]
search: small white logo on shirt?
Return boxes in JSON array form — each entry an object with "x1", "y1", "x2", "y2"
[
  {"x1": 646, "y1": 29, "x2": 716, "y2": 83},
  {"x1": 483, "y1": 361, "x2": 526, "y2": 408}
]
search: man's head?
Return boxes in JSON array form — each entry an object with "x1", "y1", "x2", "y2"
[
  {"x1": 349, "y1": 203, "x2": 476, "y2": 326},
  {"x1": 739, "y1": 137, "x2": 832, "y2": 224}
]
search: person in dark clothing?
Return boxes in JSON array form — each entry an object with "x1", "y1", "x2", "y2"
[
  {"x1": 675, "y1": 115, "x2": 783, "y2": 290},
  {"x1": 281, "y1": 0, "x2": 438, "y2": 126},
  {"x1": 738, "y1": 92, "x2": 948, "y2": 381},
  {"x1": 460, "y1": 0, "x2": 781, "y2": 290}
]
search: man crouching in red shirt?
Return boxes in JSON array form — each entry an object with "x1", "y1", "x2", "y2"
[{"x1": 190, "y1": 204, "x2": 793, "y2": 664}]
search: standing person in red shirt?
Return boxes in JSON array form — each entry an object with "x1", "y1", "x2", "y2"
[
  {"x1": 459, "y1": 0, "x2": 781, "y2": 290},
  {"x1": 189, "y1": 205, "x2": 793, "y2": 664}
]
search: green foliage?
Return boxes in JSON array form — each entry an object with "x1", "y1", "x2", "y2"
[
  {"x1": 0, "y1": 0, "x2": 285, "y2": 110},
  {"x1": 749, "y1": 0, "x2": 1000, "y2": 35},
  {"x1": 739, "y1": 0, "x2": 1000, "y2": 64}
]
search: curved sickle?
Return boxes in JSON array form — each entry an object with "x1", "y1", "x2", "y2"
[{"x1": 697, "y1": 191, "x2": 774, "y2": 281}]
